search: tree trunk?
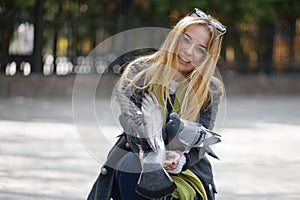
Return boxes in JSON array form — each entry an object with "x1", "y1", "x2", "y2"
[
  {"x1": 32, "y1": 0, "x2": 44, "y2": 73},
  {"x1": 257, "y1": 21, "x2": 275, "y2": 74},
  {"x1": 0, "y1": 13, "x2": 15, "y2": 73}
]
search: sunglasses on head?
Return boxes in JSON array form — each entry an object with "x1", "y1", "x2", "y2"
[{"x1": 188, "y1": 8, "x2": 226, "y2": 33}]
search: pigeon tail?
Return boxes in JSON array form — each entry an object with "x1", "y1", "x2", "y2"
[
  {"x1": 136, "y1": 163, "x2": 176, "y2": 199},
  {"x1": 204, "y1": 146, "x2": 220, "y2": 160}
]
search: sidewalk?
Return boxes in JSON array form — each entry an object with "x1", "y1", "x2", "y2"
[
  {"x1": 1, "y1": 73, "x2": 300, "y2": 98},
  {"x1": 1, "y1": 89, "x2": 300, "y2": 199}
]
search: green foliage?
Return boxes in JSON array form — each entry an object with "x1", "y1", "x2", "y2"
[
  {"x1": 0, "y1": 0, "x2": 35, "y2": 8},
  {"x1": 15, "y1": 0, "x2": 35, "y2": 7}
]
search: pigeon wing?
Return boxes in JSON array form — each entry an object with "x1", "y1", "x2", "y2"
[
  {"x1": 141, "y1": 91, "x2": 163, "y2": 152},
  {"x1": 114, "y1": 91, "x2": 145, "y2": 138}
]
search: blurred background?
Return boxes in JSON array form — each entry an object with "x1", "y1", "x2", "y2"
[
  {"x1": 0, "y1": 0, "x2": 300, "y2": 200},
  {"x1": 1, "y1": 0, "x2": 300, "y2": 76}
]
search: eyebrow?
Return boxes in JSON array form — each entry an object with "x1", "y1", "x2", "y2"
[{"x1": 184, "y1": 33, "x2": 207, "y2": 49}]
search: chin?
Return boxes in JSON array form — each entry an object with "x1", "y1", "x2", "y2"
[
  {"x1": 179, "y1": 70, "x2": 193, "y2": 77},
  {"x1": 179, "y1": 67, "x2": 194, "y2": 75}
]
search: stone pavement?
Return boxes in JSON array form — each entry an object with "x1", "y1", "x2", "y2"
[{"x1": 0, "y1": 94, "x2": 300, "y2": 200}]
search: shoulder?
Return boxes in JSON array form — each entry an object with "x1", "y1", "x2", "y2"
[
  {"x1": 209, "y1": 76, "x2": 224, "y2": 104},
  {"x1": 131, "y1": 59, "x2": 150, "y2": 72},
  {"x1": 124, "y1": 58, "x2": 151, "y2": 79}
]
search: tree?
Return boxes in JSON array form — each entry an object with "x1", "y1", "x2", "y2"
[{"x1": 1, "y1": 0, "x2": 300, "y2": 74}]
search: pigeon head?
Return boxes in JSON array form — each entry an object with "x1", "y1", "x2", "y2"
[{"x1": 165, "y1": 112, "x2": 182, "y2": 142}]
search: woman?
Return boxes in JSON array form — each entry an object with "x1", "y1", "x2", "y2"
[{"x1": 88, "y1": 8, "x2": 226, "y2": 200}]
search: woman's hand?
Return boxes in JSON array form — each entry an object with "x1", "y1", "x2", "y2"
[{"x1": 164, "y1": 151, "x2": 186, "y2": 174}]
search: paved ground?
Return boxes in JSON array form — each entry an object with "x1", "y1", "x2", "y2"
[{"x1": 0, "y1": 94, "x2": 300, "y2": 200}]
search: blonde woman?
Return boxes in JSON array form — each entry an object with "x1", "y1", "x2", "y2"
[{"x1": 88, "y1": 8, "x2": 226, "y2": 200}]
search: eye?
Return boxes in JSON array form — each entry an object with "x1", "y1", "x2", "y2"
[
  {"x1": 195, "y1": 46, "x2": 205, "y2": 54},
  {"x1": 182, "y1": 34, "x2": 191, "y2": 44}
]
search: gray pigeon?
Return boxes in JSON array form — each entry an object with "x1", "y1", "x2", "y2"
[
  {"x1": 166, "y1": 112, "x2": 221, "y2": 159},
  {"x1": 114, "y1": 90, "x2": 176, "y2": 199}
]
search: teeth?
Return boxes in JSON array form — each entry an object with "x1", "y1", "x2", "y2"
[{"x1": 179, "y1": 56, "x2": 190, "y2": 63}]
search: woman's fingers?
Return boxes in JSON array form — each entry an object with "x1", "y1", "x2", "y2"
[{"x1": 164, "y1": 151, "x2": 182, "y2": 170}]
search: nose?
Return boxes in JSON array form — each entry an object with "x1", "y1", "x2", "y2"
[{"x1": 184, "y1": 44, "x2": 193, "y2": 57}]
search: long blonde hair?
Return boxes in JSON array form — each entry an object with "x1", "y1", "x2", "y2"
[{"x1": 119, "y1": 15, "x2": 226, "y2": 122}]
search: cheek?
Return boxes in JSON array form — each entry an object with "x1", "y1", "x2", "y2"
[
  {"x1": 178, "y1": 42, "x2": 184, "y2": 53},
  {"x1": 192, "y1": 53, "x2": 205, "y2": 65}
]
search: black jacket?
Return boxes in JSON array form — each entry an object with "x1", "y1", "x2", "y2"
[{"x1": 88, "y1": 62, "x2": 223, "y2": 200}]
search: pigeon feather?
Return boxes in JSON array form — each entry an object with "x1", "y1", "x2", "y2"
[
  {"x1": 141, "y1": 91, "x2": 164, "y2": 152},
  {"x1": 114, "y1": 90, "x2": 176, "y2": 198},
  {"x1": 114, "y1": 89, "x2": 165, "y2": 153}
]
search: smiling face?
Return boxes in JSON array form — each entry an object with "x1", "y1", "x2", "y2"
[{"x1": 177, "y1": 24, "x2": 211, "y2": 76}]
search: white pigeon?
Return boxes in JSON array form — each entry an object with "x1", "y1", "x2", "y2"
[{"x1": 114, "y1": 90, "x2": 176, "y2": 199}]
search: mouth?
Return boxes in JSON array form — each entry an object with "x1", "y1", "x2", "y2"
[{"x1": 178, "y1": 55, "x2": 191, "y2": 64}]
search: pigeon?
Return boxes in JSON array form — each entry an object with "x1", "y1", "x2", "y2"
[
  {"x1": 165, "y1": 112, "x2": 221, "y2": 159},
  {"x1": 114, "y1": 90, "x2": 176, "y2": 199},
  {"x1": 116, "y1": 91, "x2": 157, "y2": 153}
]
